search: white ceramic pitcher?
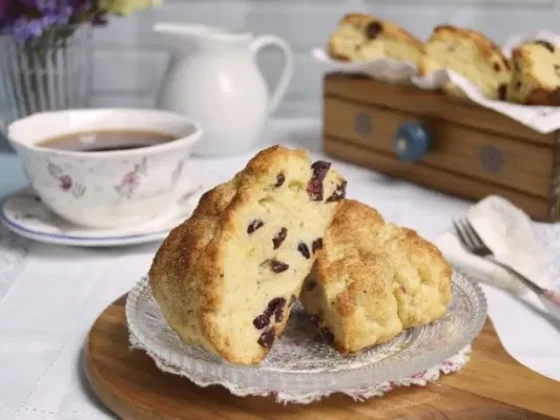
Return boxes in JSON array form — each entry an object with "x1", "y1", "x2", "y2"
[{"x1": 153, "y1": 23, "x2": 294, "y2": 156}]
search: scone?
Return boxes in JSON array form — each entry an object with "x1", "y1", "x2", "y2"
[
  {"x1": 327, "y1": 13, "x2": 424, "y2": 65},
  {"x1": 508, "y1": 40, "x2": 560, "y2": 105},
  {"x1": 418, "y1": 25, "x2": 511, "y2": 100},
  {"x1": 299, "y1": 200, "x2": 452, "y2": 354},
  {"x1": 148, "y1": 145, "x2": 346, "y2": 365}
]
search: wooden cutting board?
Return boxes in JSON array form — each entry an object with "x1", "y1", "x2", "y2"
[{"x1": 85, "y1": 295, "x2": 560, "y2": 419}]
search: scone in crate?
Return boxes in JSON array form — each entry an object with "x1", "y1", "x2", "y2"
[{"x1": 322, "y1": 73, "x2": 560, "y2": 222}]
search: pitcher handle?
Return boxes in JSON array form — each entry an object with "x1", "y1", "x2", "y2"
[{"x1": 250, "y1": 35, "x2": 294, "y2": 115}]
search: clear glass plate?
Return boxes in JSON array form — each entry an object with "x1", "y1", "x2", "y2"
[{"x1": 126, "y1": 272, "x2": 487, "y2": 398}]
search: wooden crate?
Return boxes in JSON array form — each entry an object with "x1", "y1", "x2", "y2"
[{"x1": 322, "y1": 72, "x2": 560, "y2": 222}]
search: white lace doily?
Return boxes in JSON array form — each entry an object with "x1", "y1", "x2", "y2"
[{"x1": 126, "y1": 274, "x2": 486, "y2": 404}]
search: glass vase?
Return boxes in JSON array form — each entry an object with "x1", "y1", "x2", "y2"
[{"x1": 0, "y1": 24, "x2": 93, "y2": 127}]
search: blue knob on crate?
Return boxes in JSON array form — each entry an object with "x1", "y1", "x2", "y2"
[{"x1": 393, "y1": 122, "x2": 432, "y2": 162}]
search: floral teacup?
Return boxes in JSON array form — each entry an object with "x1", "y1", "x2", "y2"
[{"x1": 7, "y1": 108, "x2": 202, "y2": 228}]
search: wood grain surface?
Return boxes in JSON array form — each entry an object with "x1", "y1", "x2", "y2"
[
  {"x1": 323, "y1": 73, "x2": 556, "y2": 146},
  {"x1": 323, "y1": 136, "x2": 550, "y2": 221},
  {"x1": 85, "y1": 295, "x2": 560, "y2": 420},
  {"x1": 322, "y1": 73, "x2": 560, "y2": 222},
  {"x1": 323, "y1": 96, "x2": 553, "y2": 198}
]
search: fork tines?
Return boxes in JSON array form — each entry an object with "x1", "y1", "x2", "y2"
[{"x1": 453, "y1": 218, "x2": 491, "y2": 254}]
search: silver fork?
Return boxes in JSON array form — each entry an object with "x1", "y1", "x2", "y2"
[{"x1": 453, "y1": 218, "x2": 560, "y2": 322}]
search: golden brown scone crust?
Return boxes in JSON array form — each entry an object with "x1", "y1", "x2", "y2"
[
  {"x1": 419, "y1": 25, "x2": 511, "y2": 100},
  {"x1": 149, "y1": 145, "x2": 345, "y2": 365},
  {"x1": 328, "y1": 13, "x2": 424, "y2": 65},
  {"x1": 508, "y1": 40, "x2": 560, "y2": 105},
  {"x1": 300, "y1": 200, "x2": 452, "y2": 354}
]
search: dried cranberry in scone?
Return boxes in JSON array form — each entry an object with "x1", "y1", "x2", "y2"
[
  {"x1": 365, "y1": 21, "x2": 383, "y2": 39},
  {"x1": 269, "y1": 297, "x2": 287, "y2": 322},
  {"x1": 272, "y1": 227, "x2": 288, "y2": 249},
  {"x1": 257, "y1": 329, "x2": 275, "y2": 348},
  {"x1": 312, "y1": 238, "x2": 323, "y2": 254},
  {"x1": 297, "y1": 242, "x2": 311, "y2": 259},
  {"x1": 307, "y1": 161, "x2": 331, "y2": 201},
  {"x1": 148, "y1": 145, "x2": 346, "y2": 365},
  {"x1": 253, "y1": 313, "x2": 269, "y2": 330},
  {"x1": 327, "y1": 13, "x2": 424, "y2": 67},
  {"x1": 253, "y1": 297, "x2": 287, "y2": 329},
  {"x1": 247, "y1": 219, "x2": 264, "y2": 234},
  {"x1": 269, "y1": 260, "x2": 289, "y2": 273},
  {"x1": 274, "y1": 173, "x2": 285, "y2": 187}
]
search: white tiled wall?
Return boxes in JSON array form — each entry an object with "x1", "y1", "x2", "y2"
[{"x1": 91, "y1": 0, "x2": 560, "y2": 117}]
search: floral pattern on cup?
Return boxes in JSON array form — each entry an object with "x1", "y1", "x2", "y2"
[
  {"x1": 114, "y1": 158, "x2": 148, "y2": 199},
  {"x1": 46, "y1": 160, "x2": 86, "y2": 198},
  {"x1": 8, "y1": 109, "x2": 202, "y2": 228}
]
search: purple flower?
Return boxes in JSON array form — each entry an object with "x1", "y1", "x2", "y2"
[
  {"x1": 3, "y1": 0, "x2": 83, "y2": 39},
  {"x1": 12, "y1": 17, "x2": 44, "y2": 40},
  {"x1": 1, "y1": 0, "x2": 107, "y2": 39},
  {"x1": 40, "y1": 12, "x2": 68, "y2": 29},
  {"x1": 16, "y1": 0, "x2": 88, "y2": 19},
  {"x1": 38, "y1": 1, "x2": 61, "y2": 12},
  {"x1": 36, "y1": 1, "x2": 73, "y2": 17}
]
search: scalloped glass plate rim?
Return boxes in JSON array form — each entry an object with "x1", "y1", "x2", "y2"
[{"x1": 126, "y1": 271, "x2": 487, "y2": 393}]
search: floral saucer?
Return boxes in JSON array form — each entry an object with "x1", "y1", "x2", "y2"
[{"x1": 0, "y1": 187, "x2": 203, "y2": 247}]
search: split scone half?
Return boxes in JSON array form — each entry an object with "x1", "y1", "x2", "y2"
[
  {"x1": 299, "y1": 199, "x2": 452, "y2": 354},
  {"x1": 418, "y1": 25, "x2": 512, "y2": 100},
  {"x1": 149, "y1": 145, "x2": 346, "y2": 365},
  {"x1": 327, "y1": 13, "x2": 424, "y2": 66},
  {"x1": 508, "y1": 40, "x2": 560, "y2": 105}
]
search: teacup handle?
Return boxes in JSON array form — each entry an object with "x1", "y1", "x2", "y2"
[{"x1": 250, "y1": 35, "x2": 294, "y2": 116}]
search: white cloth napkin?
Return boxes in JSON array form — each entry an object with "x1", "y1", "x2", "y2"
[
  {"x1": 435, "y1": 195, "x2": 547, "y2": 294},
  {"x1": 311, "y1": 48, "x2": 416, "y2": 84},
  {"x1": 434, "y1": 195, "x2": 560, "y2": 382}
]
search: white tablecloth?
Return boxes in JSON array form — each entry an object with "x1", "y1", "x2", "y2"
[{"x1": 0, "y1": 119, "x2": 558, "y2": 419}]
